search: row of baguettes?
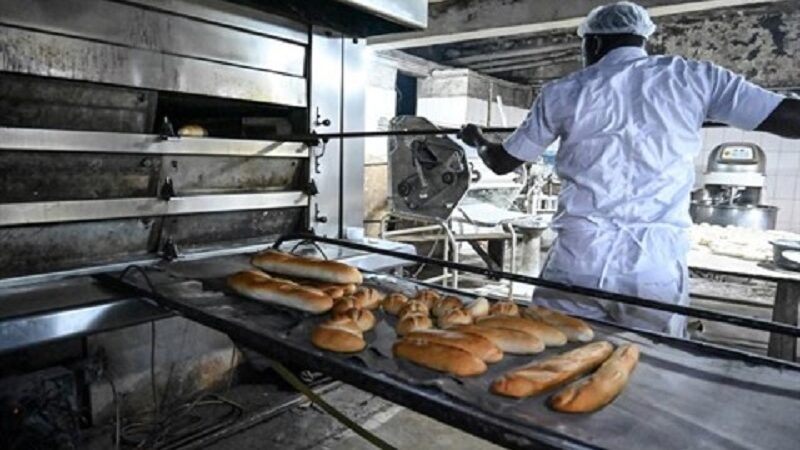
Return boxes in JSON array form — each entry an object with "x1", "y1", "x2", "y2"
[
  {"x1": 491, "y1": 341, "x2": 640, "y2": 413},
  {"x1": 227, "y1": 250, "x2": 364, "y2": 313},
  {"x1": 224, "y1": 253, "x2": 634, "y2": 413}
]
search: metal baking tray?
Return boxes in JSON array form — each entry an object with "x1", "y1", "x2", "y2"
[{"x1": 96, "y1": 253, "x2": 800, "y2": 450}]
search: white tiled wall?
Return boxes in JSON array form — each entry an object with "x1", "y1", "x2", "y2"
[{"x1": 696, "y1": 128, "x2": 800, "y2": 232}]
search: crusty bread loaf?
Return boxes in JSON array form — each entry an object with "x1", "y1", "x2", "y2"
[
  {"x1": 549, "y1": 344, "x2": 639, "y2": 413},
  {"x1": 489, "y1": 301, "x2": 519, "y2": 317},
  {"x1": 382, "y1": 293, "x2": 409, "y2": 315},
  {"x1": 522, "y1": 306, "x2": 594, "y2": 342},
  {"x1": 398, "y1": 300, "x2": 429, "y2": 319},
  {"x1": 332, "y1": 307, "x2": 376, "y2": 331},
  {"x1": 406, "y1": 329, "x2": 503, "y2": 363},
  {"x1": 252, "y1": 250, "x2": 363, "y2": 284},
  {"x1": 437, "y1": 308, "x2": 473, "y2": 329},
  {"x1": 228, "y1": 270, "x2": 334, "y2": 313},
  {"x1": 432, "y1": 296, "x2": 462, "y2": 317},
  {"x1": 396, "y1": 314, "x2": 433, "y2": 336},
  {"x1": 477, "y1": 315, "x2": 567, "y2": 347},
  {"x1": 311, "y1": 318, "x2": 366, "y2": 353},
  {"x1": 413, "y1": 289, "x2": 440, "y2": 309},
  {"x1": 393, "y1": 338, "x2": 487, "y2": 376},
  {"x1": 491, "y1": 341, "x2": 614, "y2": 398},
  {"x1": 465, "y1": 297, "x2": 489, "y2": 318},
  {"x1": 454, "y1": 325, "x2": 544, "y2": 354},
  {"x1": 331, "y1": 297, "x2": 357, "y2": 314},
  {"x1": 351, "y1": 287, "x2": 381, "y2": 310}
]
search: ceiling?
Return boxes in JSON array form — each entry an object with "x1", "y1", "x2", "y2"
[{"x1": 373, "y1": 0, "x2": 794, "y2": 89}]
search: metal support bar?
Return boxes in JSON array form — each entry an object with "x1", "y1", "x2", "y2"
[
  {"x1": 0, "y1": 192, "x2": 308, "y2": 226},
  {"x1": 767, "y1": 281, "x2": 800, "y2": 360},
  {"x1": 273, "y1": 233, "x2": 800, "y2": 339},
  {"x1": 0, "y1": 128, "x2": 309, "y2": 158}
]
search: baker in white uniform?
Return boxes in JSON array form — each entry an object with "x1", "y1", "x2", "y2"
[{"x1": 459, "y1": 1, "x2": 800, "y2": 336}]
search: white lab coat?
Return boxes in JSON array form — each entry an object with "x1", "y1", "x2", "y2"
[{"x1": 504, "y1": 47, "x2": 783, "y2": 336}]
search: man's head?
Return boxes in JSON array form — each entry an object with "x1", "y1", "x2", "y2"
[{"x1": 578, "y1": 2, "x2": 655, "y2": 67}]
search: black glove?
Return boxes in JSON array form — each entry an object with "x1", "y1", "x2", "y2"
[{"x1": 457, "y1": 123, "x2": 485, "y2": 147}]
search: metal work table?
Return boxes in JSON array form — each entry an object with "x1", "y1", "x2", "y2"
[
  {"x1": 689, "y1": 250, "x2": 800, "y2": 361},
  {"x1": 97, "y1": 250, "x2": 800, "y2": 450}
]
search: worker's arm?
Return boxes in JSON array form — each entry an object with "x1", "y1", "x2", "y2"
[
  {"x1": 459, "y1": 124, "x2": 525, "y2": 175},
  {"x1": 459, "y1": 87, "x2": 557, "y2": 175},
  {"x1": 755, "y1": 98, "x2": 800, "y2": 139}
]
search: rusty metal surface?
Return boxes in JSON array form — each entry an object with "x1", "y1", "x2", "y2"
[
  {"x1": 160, "y1": 208, "x2": 305, "y2": 252},
  {"x1": 164, "y1": 156, "x2": 306, "y2": 195},
  {"x1": 0, "y1": 73, "x2": 155, "y2": 133},
  {"x1": 0, "y1": 152, "x2": 160, "y2": 203},
  {"x1": 0, "y1": 219, "x2": 159, "y2": 278}
]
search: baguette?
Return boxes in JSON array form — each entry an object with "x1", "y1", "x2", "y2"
[
  {"x1": 454, "y1": 325, "x2": 544, "y2": 354},
  {"x1": 332, "y1": 307, "x2": 376, "y2": 331},
  {"x1": 413, "y1": 289, "x2": 440, "y2": 309},
  {"x1": 406, "y1": 329, "x2": 503, "y2": 363},
  {"x1": 477, "y1": 315, "x2": 567, "y2": 346},
  {"x1": 522, "y1": 306, "x2": 594, "y2": 342},
  {"x1": 549, "y1": 344, "x2": 639, "y2": 413},
  {"x1": 227, "y1": 270, "x2": 334, "y2": 313},
  {"x1": 382, "y1": 293, "x2": 409, "y2": 315},
  {"x1": 252, "y1": 250, "x2": 363, "y2": 284},
  {"x1": 489, "y1": 301, "x2": 519, "y2": 317},
  {"x1": 311, "y1": 318, "x2": 366, "y2": 353},
  {"x1": 432, "y1": 296, "x2": 462, "y2": 317},
  {"x1": 396, "y1": 314, "x2": 433, "y2": 336},
  {"x1": 351, "y1": 287, "x2": 382, "y2": 310},
  {"x1": 393, "y1": 338, "x2": 487, "y2": 377},
  {"x1": 491, "y1": 341, "x2": 614, "y2": 398},
  {"x1": 437, "y1": 308, "x2": 473, "y2": 329},
  {"x1": 465, "y1": 297, "x2": 489, "y2": 318},
  {"x1": 398, "y1": 300, "x2": 429, "y2": 319}
]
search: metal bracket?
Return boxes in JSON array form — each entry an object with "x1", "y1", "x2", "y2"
[
  {"x1": 314, "y1": 203, "x2": 328, "y2": 224},
  {"x1": 159, "y1": 177, "x2": 176, "y2": 200},
  {"x1": 159, "y1": 116, "x2": 178, "y2": 141},
  {"x1": 161, "y1": 238, "x2": 180, "y2": 261},
  {"x1": 313, "y1": 140, "x2": 327, "y2": 174},
  {"x1": 305, "y1": 180, "x2": 319, "y2": 196}
]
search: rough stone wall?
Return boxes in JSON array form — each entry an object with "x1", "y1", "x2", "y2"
[{"x1": 651, "y1": 3, "x2": 800, "y2": 89}]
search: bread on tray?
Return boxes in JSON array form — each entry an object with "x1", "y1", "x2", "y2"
[
  {"x1": 252, "y1": 249, "x2": 363, "y2": 284},
  {"x1": 522, "y1": 306, "x2": 594, "y2": 342},
  {"x1": 311, "y1": 317, "x2": 366, "y2": 353},
  {"x1": 227, "y1": 270, "x2": 334, "y2": 313},
  {"x1": 476, "y1": 315, "x2": 567, "y2": 347},
  {"x1": 405, "y1": 329, "x2": 503, "y2": 363},
  {"x1": 453, "y1": 325, "x2": 544, "y2": 354},
  {"x1": 491, "y1": 341, "x2": 614, "y2": 398},
  {"x1": 393, "y1": 337, "x2": 487, "y2": 377},
  {"x1": 549, "y1": 344, "x2": 639, "y2": 413}
]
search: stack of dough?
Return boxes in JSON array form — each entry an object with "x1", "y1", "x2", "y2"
[{"x1": 227, "y1": 270, "x2": 334, "y2": 313}]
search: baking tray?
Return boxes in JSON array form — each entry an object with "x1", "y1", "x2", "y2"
[{"x1": 96, "y1": 254, "x2": 800, "y2": 450}]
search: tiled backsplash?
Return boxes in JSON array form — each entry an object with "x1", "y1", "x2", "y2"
[{"x1": 696, "y1": 128, "x2": 800, "y2": 232}]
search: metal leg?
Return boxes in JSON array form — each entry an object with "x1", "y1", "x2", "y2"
[
  {"x1": 767, "y1": 281, "x2": 799, "y2": 361},
  {"x1": 440, "y1": 219, "x2": 459, "y2": 289},
  {"x1": 507, "y1": 225, "x2": 517, "y2": 300}
]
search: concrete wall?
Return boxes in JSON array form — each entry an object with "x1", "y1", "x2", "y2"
[
  {"x1": 695, "y1": 128, "x2": 800, "y2": 233},
  {"x1": 87, "y1": 317, "x2": 237, "y2": 423}
]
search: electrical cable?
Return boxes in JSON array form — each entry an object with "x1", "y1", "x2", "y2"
[{"x1": 271, "y1": 361, "x2": 397, "y2": 450}]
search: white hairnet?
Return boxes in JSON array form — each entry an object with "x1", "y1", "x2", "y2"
[{"x1": 577, "y1": 2, "x2": 656, "y2": 38}]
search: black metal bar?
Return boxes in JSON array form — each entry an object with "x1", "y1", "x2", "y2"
[
  {"x1": 274, "y1": 233, "x2": 800, "y2": 338},
  {"x1": 274, "y1": 126, "x2": 516, "y2": 143}
]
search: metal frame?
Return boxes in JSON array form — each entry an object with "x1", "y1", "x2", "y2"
[
  {"x1": 0, "y1": 192, "x2": 308, "y2": 227},
  {"x1": 0, "y1": 127, "x2": 309, "y2": 158}
]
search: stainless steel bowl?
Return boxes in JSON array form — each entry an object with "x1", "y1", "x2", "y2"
[
  {"x1": 771, "y1": 239, "x2": 800, "y2": 271},
  {"x1": 690, "y1": 202, "x2": 777, "y2": 230}
]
